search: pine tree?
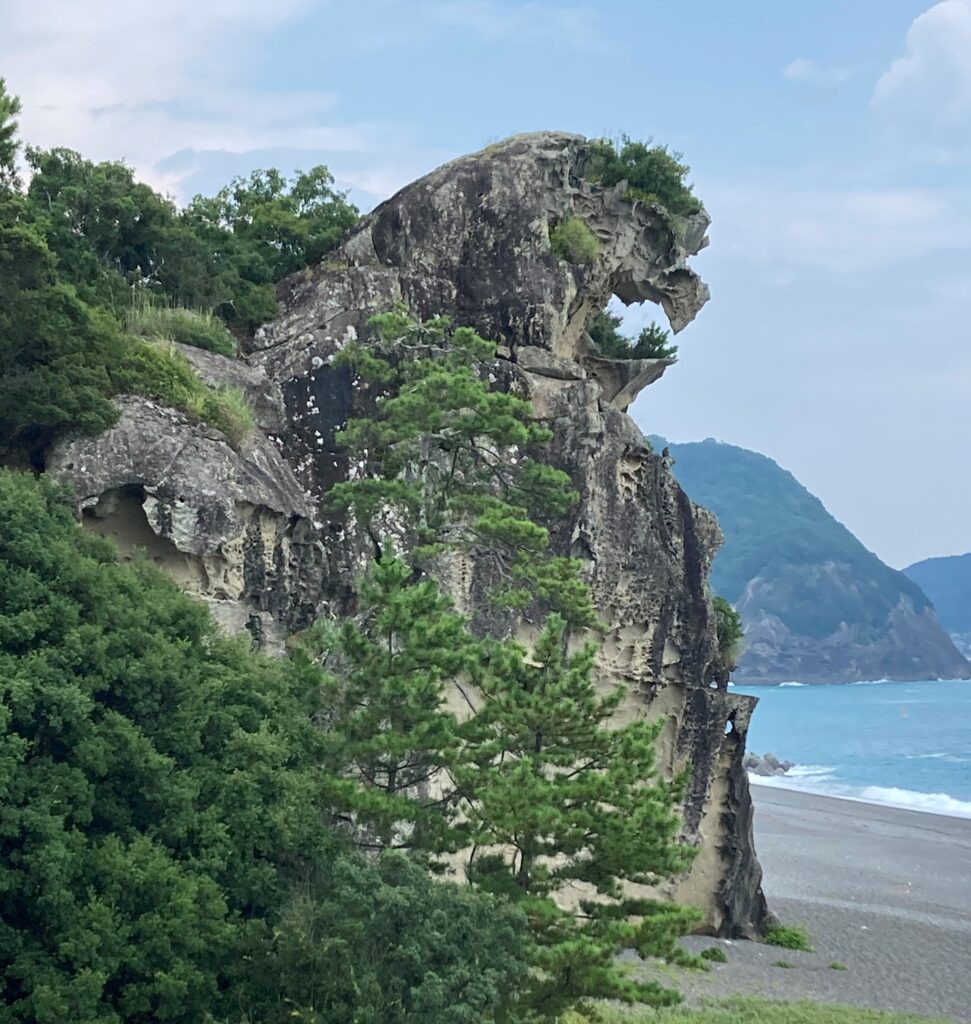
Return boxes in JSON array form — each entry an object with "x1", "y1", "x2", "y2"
[
  {"x1": 461, "y1": 615, "x2": 700, "y2": 1018},
  {"x1": 327, "y1": 309, "x2": 699, "y2": 1017},
  {"x1": 296, "y1": 552, "x2": 479, "y2": 855},
  {"x1": 331, "y1": 309, "x2": 596, "y2": 629}
]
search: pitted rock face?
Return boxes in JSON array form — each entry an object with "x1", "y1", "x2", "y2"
[
  {"x1": 47, "y1": 132, "x2": 766, "y2": 937},
  {"x1": 249, "y1": 131, "x2": 709, "y2": 373}
]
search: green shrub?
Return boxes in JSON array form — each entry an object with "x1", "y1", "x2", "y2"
[
  {"x1": 586, "y1": 309, "x2": 678, "y2": 360},
  {"x1": 700, "y1": 946, "x2": 728, "y2": 963},
  {"x1": 585, "y1": 135, "x2": 703, "y2": 217},
  {"x1": 115, "y1": 341, "x2": 256, "y2": 450},
  {"x1": 127, "y1": 297, "x2": 237, "y2": 357},
  {"x1": 712, "y1": 595, "x2": 744, "y2": 683},
  {"x1": 772, "y1": 960, "x2": 796, "y2": 969},
  {"x1": 0, "y1": 470, "x2": 528, "y2": 1024},
  {"x1": 830, "y1": 961, "x2": 849, "y2": 971},
  {"x1": 764, "y1": 924, "x2": 813, "y2": 952},
  {"x1": 550, "y1": 215, "x2": 600, "y2": 264}
]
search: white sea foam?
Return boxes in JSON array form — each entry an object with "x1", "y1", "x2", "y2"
[
  {"x1": 787, "y1": 764, "x2": 837, "y2": 782},
  {"x1": 779, "y1": 681, "x2": 806, "y2": 687},
  {"x1": 858, "y1": 786, "x2": 971, "y2": 818},
  {"x1": 851, "y1": 679, "x2": 890, "y2": 685},
  {"x1": 749, "y1": 774, "x2": 971, "y2": 819}
]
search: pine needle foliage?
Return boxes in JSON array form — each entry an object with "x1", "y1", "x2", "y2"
[
  {"x1": 330, "y1": 309, "x2": 597, "y2": 629},
  {"x1": 587, "y1": 309, "x2": 678, "y2": 361},
  {"x1": 585, "y1": 135, "x2": 702, "y2": 217},
  {"x1": 460, "y1": 613, "x2": 700, "y2": 1018},
  {"x1": 294, "y1": 551, "x2": 478, "y2": 856}
]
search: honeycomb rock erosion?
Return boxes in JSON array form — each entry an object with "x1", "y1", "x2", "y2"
[{"x1": 50, "y1": 132, "x2": 767, "y2": 935}]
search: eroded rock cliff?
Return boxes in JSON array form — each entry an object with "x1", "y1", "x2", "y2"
[{"x1": 49, "y1": 132, "x2": 767, "y2": 935}]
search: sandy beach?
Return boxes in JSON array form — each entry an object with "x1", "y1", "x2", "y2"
[{"x1": 643, "y1": 785, "x2": 971, "y2": 1021}]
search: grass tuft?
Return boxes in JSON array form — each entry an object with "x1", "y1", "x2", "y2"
[
  {"x1": 699, "y1": 946, "x2": 728, "y2": 963},
  {"x1": 550, "y1": 216, "x2": 599, "y2": 264},
  {"x1": 127, "y1": 296, "x2": 237, "y2": 358},
  {"x1": 772, "y1": 960, "x2": 796, "y2": 969},
  {"x1": 830, "y1": 961, "x2": 849, "y2": 971},
  {"x1": 114, "y1": 340, "x2": 256, "y2": 450},
  {"x1": 206, "y1": 385, "x2": 256, "y2": 448},
  {"x1": 764, "y1": 924, "x2": 813, "y2": 952}
]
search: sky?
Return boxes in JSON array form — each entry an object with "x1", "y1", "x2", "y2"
[{"x1": 2, "y1": 0, "x2": 969, "y2": 568}]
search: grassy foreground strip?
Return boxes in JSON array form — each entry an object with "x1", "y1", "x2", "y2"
[{"x1": 566, "y1": 997, "x2": 950, "y2": 1023}]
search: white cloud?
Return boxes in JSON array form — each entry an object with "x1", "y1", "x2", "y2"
[
  {"x1": 0, "y1": 0, "x2": 393, "y2": 197},
  {"x1": 783, "y1": 58, "x2": 851, "y2": 86},
  {"x1": 872, "y1": 0, "x2": 971, "y2": 156}
]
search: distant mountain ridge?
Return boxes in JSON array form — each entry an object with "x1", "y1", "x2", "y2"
[
  {"x1": 904, "y1": 553, "x2": 971, "y2": 655},
  {"x1": 651, "y1": 436, "x2": 970, "y2": 684}
]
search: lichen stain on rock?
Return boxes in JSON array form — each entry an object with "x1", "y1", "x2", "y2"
[{"x1": 47, "y1": 132, "x2": 767, "y2": 936}]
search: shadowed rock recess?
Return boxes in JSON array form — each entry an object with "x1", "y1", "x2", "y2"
[{"x1": 49, "y1": 132, "x2": 768, "y2": 935}]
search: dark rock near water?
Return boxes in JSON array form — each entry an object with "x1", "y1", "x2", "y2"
[{"x1": 744, "y1": 752, "x2": 795, "y2": 777}]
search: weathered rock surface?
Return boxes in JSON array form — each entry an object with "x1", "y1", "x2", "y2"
[{"x1": 48, "y1": 132, "x2": 767, "y2": 936}]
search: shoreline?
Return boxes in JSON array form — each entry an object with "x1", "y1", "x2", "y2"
[
  {"x1": 642, "y1": 784, "x2": 971, "y2": 1022},
  {"x1": 732, "y1": 676, "x2": 971, "y2": 688},
  {"x1": 747, "y1": 773, "x2": 971, "y2": 821}
]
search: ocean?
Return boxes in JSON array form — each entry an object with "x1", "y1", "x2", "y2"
[{"x1": 733, "y1": 678, "x2": 971, "y2": 818}]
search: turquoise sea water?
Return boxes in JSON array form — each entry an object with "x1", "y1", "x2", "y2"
[{"x1": 733, "y1": 679, "x2": 971, "y2": 818}]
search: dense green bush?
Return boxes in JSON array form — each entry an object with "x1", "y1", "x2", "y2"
[
  {"x1": 126, "y1": 300, "x2": 237, "y2": 358},
  {"x1": 700, "y1": 946, "x2": 728, "y2": 963},
  {"x1": 1, "y1": 78, "x2": 357, "y2": 464},
  {"x1": 587, "y1": 309, "x2": 678, "y2": 360},
  {"x1": 713, "y1": 595, "x2": 744, "y2": 681},
  {"x1": 585, "y1": 135, "x2": 702, "y2": 218},
  {"x1": 0, "y1": 471, "x2": 529, "y2": 1024},
  {"x1": 550, "y1": 215, "x2": 600, "y2": 264},
  {"x1": 764, "y1": 924, "x2": 814, "y2": 952}
]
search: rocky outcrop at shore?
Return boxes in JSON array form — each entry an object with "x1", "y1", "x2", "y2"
[
  {"x1": 48, "y1": 132, "x2": 767, "y2": 936},
  {"x1": 744, "y1": 752, "x2": 795, "y2": 777}
]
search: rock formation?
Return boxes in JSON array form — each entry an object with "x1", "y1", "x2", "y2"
[{"x1": 49, "y1": 132, "x2": 768, "y2": 935}]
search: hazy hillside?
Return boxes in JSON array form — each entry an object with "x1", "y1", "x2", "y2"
[
  {"x1": 652, "y1": 436, "x2": 970, "y2": 684},
  {"x1": 904, "y1": 553, "x2": 971, "y2": 654}
]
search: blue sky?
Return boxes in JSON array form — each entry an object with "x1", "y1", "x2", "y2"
[{"x1": 3, "y1": 0, "x2": 970, "y2": 567}]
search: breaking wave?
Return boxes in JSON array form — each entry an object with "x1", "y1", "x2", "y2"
[{"x1": 749, "y1": 773, "x2": 971, "y2": 819}]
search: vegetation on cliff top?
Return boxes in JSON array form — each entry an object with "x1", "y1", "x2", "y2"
[
  {"x1": 584, "y1": 135, "x2": 703, "y2": 218},
  {"x1": 0, "y1": 77, "x2": 355, "y2": 464}
]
